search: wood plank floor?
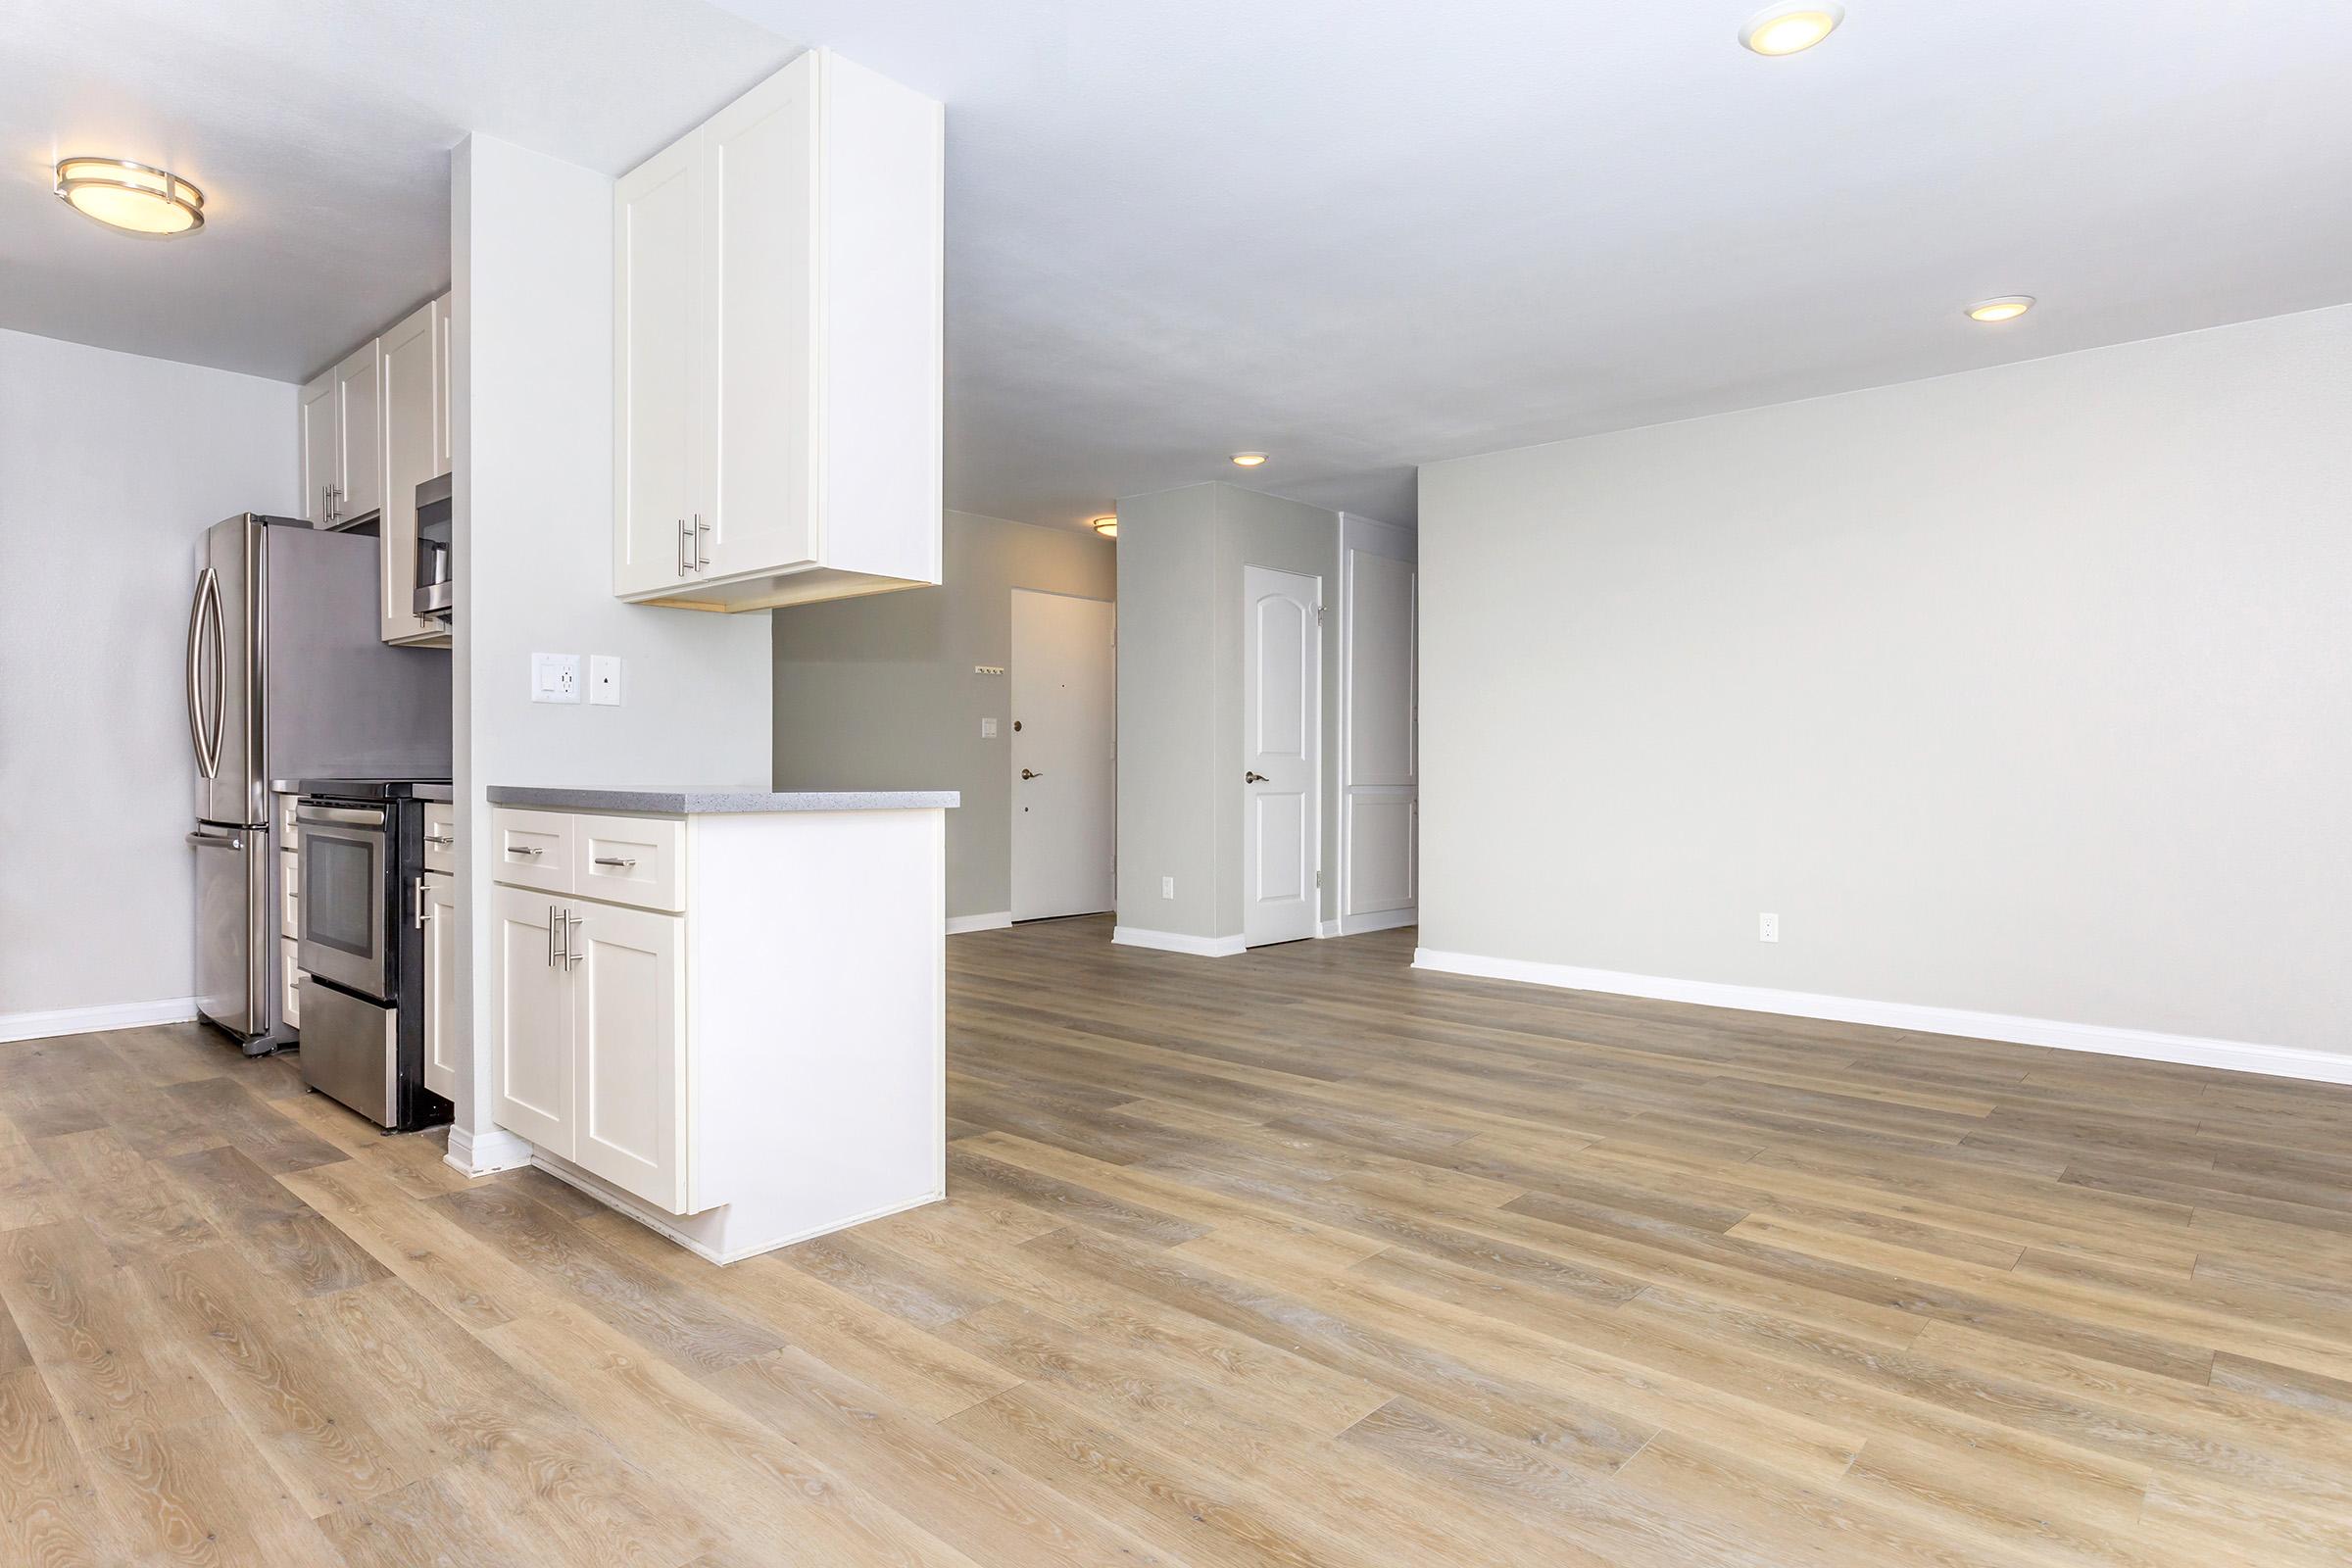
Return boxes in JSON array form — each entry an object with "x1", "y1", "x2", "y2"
[{"x1": 6, "y1": 917, "x2": 2352, "y2": 1565}]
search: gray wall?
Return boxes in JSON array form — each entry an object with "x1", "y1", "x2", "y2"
[
  {"x1": 1419, "y1": 303, "x2": 2352, "y2": 1055},
  {"x1": 452, "y1": 135, "x2": 773, "y2": 1148},
  {"x1": 0, "y1": 329, "x2": 296, "y2": 1024},
  {"x1": 771, "y1": 511, "x2": 1114, "y2": 920},
  {"x1": 1117, "y1": 482, "x2": 1342, "y2": 941}
]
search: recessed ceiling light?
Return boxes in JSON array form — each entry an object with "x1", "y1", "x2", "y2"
[
  {"x1": 1966, "y1": 295, "x2": 2035, "y2": 323},
  {"x1": 54, "y1": 156, "x2": 205, "y2": 237},
  {"x1": 1740, "y1": 3, "x2": 1844, "y2": 56},
  {"x1": 1089, "y1": 515, "x2": 1118, "y2": 538},
  {"x1": 1230, "y1": 452, "x2": 1268, "y2": 467}
]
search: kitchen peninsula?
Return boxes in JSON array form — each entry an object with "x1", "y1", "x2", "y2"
[{"x1": 483, "y1": 785, "x2": 956, "y2": 1262}]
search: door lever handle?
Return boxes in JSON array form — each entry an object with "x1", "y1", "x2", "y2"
[
  {"x1": 1020, "y1": 768, "x2": 1043, "y2": 780},
  {"x1": 1245, "y1": 770, "x2": 1268, "y2": 783}
]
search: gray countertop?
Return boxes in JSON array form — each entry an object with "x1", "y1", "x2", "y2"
[{"x1": 486, "y1": 785, "x2": 958, "y2": 814}]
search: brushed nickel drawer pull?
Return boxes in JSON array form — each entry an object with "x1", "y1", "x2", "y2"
[
  {"x1": 592, "y1": 856, "x2": 637, "y2": 869},
  {"x1": 424, "y1": 833, "x2": 455, "y2": 847},
  {"x1": 509, "y1": 845, "x2": 543, "y2": 858}
]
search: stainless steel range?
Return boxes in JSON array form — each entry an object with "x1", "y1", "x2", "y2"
[{"x1": 296, "y1": 777, "x2": 453, "y2": 1131}]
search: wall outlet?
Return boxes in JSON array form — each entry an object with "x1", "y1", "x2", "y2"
[
  {"x1": 531, "y1": 653, "x2": 581, "y2": 705},
  {"x1": 980, "y1": 716, "x2": 997, "y2": 738},
  {"x1": 974, "y1": 664, "x2": 1005, "y2": 676},
  {"x1": 589, "y1": 655, "x2": 623, "y2": 706},
  {"x1": 1758, "y1": 912, "x2": 1780, "y2": 943},
  {"x1": 1161, "y1": 876, "x2": 1176, "y2": 900}
]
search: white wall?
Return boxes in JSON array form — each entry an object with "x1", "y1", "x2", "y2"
[
  {"x1": 1338, "y1": 514, "x2": 1417, "y2": 934},
  {"x1": 0, "y1": 329, "x2": 295, "y2": 1031},
  {"x1": 770, "y1": 511, "x2": 1113, "y2": 923},
  {"x1": 1419, "y1": 304, "x2": 2352, "y2": 1064},
  {"x1": 450, "y1": 136, "x2": 771, "y2": 1164}
]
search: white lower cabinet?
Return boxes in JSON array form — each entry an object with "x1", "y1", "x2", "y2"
[
  {"x1": 571, "y1": 901, "x2": 685, "y2": 1207},
  {"x1": 489, "y1": 869, "x2": 689, "y2": 1211},
  {"x1": 485, "y1": 798, "x2": 947, "y2": 1262},
  {"x1": 421, "y1": 871, "x2": 458, "y2": 1100}
]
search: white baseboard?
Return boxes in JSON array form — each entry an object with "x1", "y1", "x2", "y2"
[
  {"x1": 1112, "y1": 925, "x2": 1248, "y2": 957},
  {"x1": 1410, "y1": 948, "x2": 2352, "y2": 1086},
  {"x1": 444, "y1": 1123, "x2": 535, "y2": 1177},
  {"x1": 946, "y1": 910, "x2": 1013, "y2": 935},
  {"x1": 1, "y1": 996, "x2": 199, "y2": 1044},
  {"x1": 1340, "y1": 907, "x2": 1417, "y2": 936}
]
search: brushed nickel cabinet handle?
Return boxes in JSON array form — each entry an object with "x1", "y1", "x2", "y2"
[
  {"x1": 592, "y1": 856, "x2": 636, "y2": 869},
  {"x1": 424, "y1": 833, "x2": 454, "y2": 847},
  {"x1": 565, "y1": 911, "x2": 584, "y2": 970},
  {"x1": 413, "y1": 876, "x2": 432, "y2": 930},
  {"x1": 508, "y1": 845, "x2": 543, "y2": 858}
]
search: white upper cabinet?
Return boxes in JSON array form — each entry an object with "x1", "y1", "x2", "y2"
[
  {"x1": 297, "y1": 293, "x2": 454, "y2": 643},
  {"x1": 299, "y1": 373, "x2": 338, "y2": 525},
  {"x1": 612, "y1": 49, "x2": 943, "y2": 612},
  {"x1": 380, "y1": 299, "x2": 446, "y2": 644},
  {"x1": 333, "y1": 338, "x2": 383, "y2": 522}
]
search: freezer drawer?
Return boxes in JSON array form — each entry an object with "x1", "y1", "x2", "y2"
[
  {"x1": 191, "y1": 824, "x2": 266, "y2": 1041},
  {"x1": 299, "y1": 977, "x2": 397, "y2": 1128}
]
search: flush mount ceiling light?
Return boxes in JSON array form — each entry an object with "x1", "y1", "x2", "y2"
[
  {"x1": 1230, "y1": 452, "x2": 1268, "y2": 467},
  {"x1": 1966, "y1": 295, "x2": 2036, "y2": 322},
  {"x1": 1089, "y1": 515, "x2": 1118, "y2": 537},
  {"x1": 53, "y1": 155, "x2": 206, "y2": 236},
  {"x1": 1740, "y1": 3, "x2": 1844, "y2": 56}
]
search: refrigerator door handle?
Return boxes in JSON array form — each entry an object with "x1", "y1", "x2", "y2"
[
  {"x1": 186, "y1": 827, "x2": 246, "y2": 851},
  {"x1": 186, "y1": 566, "x2": 219, "y2": 778},
  {"x1": 203, "y1": 568, "x2": 226, "y2": 779}
]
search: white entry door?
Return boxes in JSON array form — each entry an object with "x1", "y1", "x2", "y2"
[
  {"x1": 1243, "y1": 565, "x2": 1321, "y2": 948},
  {"x1": 1009, "y1": 590, "x2": 1116, "y2": 921}
]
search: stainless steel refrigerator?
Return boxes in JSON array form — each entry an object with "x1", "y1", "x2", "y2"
[{"x1": 186, "y1": 514, "x2": 451, "y2": 1052}]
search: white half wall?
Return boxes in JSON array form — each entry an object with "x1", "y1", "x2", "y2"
[
  {"x1": 1419, "y1": 303, "x2": 2352, "y2": 1064},
  {"x1": 0, "y1": 329, "x2": 295, "y2": 1030},
  {"x1": 450, "y1": 135, "x2": 771, "y2": 1166}
]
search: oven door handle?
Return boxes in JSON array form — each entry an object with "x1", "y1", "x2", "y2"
[{"x1": 298, "y1": 804, "x2": 389, "y2": 827}]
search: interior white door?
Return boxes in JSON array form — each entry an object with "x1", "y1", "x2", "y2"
[
  {"x1": 570, "y1": 901, "x2": 688, "y2": 1211},
  {"x1": 1242, "y1": 565, "x2": 1321, "y2": 949},
  {"x1": 422, "y1": 872, "x2": 458, "y2": 1099},
  {"x1": 489, "y1": 884, "x2": 572, "y2": 1155},
  {"x1": 1009, "y1": 590, "x2": 1116, "y2": 921}
]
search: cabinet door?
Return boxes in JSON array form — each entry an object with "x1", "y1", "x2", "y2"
[
  {"x1": 612, "y1": 135, "x2": 705, "y2": 596},
  {"x1": 422, "y1": 872, "x2": 459, "y2": 1100},
  {"x1": 489, "y1": 885, "x2": 573, "y2": 1156},
  {"x1": 335, "y1": 338, "x2": 384, "y2": 520},
  {"x1": 431, "y1": 294, "x2": 454, "y2": 476},
  {"x1": 569, "y1": 902, "x2": 688, "y2": 1211},
  {"x1": 299, "y1": 371, "x2": 338, "y2": 525},
  {"x1": 379, "y1": 302, "x2": 441, "y2": 642},
  {"x1": 704, "y1": 55, "x2": 818, "y2": 580}
]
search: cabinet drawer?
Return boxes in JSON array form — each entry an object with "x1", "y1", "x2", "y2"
[
  {"x1": 571, "y1": 814, "x2": 685, "y2": 912},
  {"x1": 279, "y1": 850, "x2": 300, "y2": 938},
  {"x1": 281, "y1": 938, "x2": 303, "y2": 1028},
  {"x1": 491, "y1": 808, "x2": 571, "y2": 892},
  {"x1": 422, "y1": 803, "x2": 457, "y2": 874}
]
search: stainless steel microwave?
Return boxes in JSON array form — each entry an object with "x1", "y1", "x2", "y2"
[{"x1": 414, "y1": 472, "x2": 453, "y2": 618}]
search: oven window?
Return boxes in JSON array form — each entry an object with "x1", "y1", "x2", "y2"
[{"x1": 305, "y1": 836, "x2": 377, "y2": 957}]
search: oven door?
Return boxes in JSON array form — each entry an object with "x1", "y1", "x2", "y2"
[{"x1": 297, "y1": 801, "x2": 392, "y2": 1002}]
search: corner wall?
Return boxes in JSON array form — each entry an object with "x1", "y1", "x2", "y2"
[
  {"x1": 0, "y1": 329, "x2": 296, "y2": 1034},
  {"x1": 770, "y1": 510, "x2": 1113, "y2": 921},
  {"x1": 1114, "y1": 482, "x2": 1343, "y2": 946},
  {"x1": 450, "y1": 135, "x2": 772, "y2": 1164},
  {"x1": 1418, "y1": 303, "x2": 2352, "y2": 1064}
]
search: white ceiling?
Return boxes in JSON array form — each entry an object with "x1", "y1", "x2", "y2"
[{"x1": 8, "y1": 3, "x2": 2352, "y2": 530}]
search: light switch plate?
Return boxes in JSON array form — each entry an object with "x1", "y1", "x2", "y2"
[
  {"x1": 531, "y1": 653, "x2": 581, "y2": 705},
  {"x1": 589, "y1": 655, "x2": 623, "y2": 706},
  {"x1": 980, "y1": 716, "x2": 997, "y2": 738}
]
